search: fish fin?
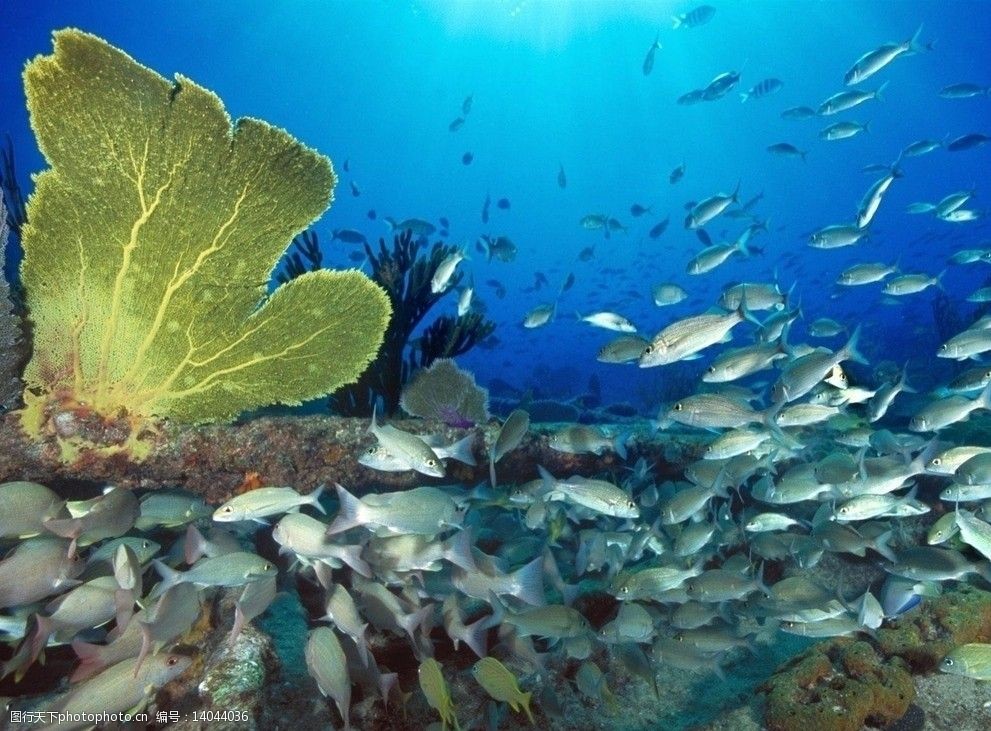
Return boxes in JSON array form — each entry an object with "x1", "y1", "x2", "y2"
[
  {"x1": 135, "y1": 620, "x2": 155, "y2": 677},
  {"x1": 907, "y1": 23, "x2": 926, "y2": 54},
  {"x1": 307, "y1": 483, "x2": 327, "y2": 514},
  {"x1": 489, "y1": 454, "x2": 498, "y2": 489},
  {"x1": 229, "y1": 602, "x2": 248, "y2": 646},
  {"x1": 332, "y1": 544, "x2": 373, "y2": 578},
  {"x1": 115, "y1": 588, "x2": 135, "y2": 634},
  {"x1": 398, "y1": 604, "x2": 433, "y2": 647},
  {"x1": 325, "y1": 483, "x2": 364, "y2": 536},
  {"x1": 513, "y1": 556, "x2": 546, "y2": 607},
  {"x1": 875, "y1": 80, "x2": 890, "y2": 101},
  {"x1": 69, "y1": 639, "x2": 105, "y2": 682},
  {"x1": 672, "y1": 14, "x2": 682, "y2": 29}
]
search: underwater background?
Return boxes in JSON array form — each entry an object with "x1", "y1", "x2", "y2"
[
  {"x1": 1, "y1": 0, "x2": 988, "y2": 411},
  {"x1": 2, "y1": 1, "x2": 991, "y2": 730}
]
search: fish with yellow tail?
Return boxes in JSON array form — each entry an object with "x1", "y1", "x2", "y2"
[
  {"x1": 471, "y1": 656, "x2": 536, "y2": 723},
  {"x1": 419, "y1": 657, "x2": 460, "y2": 730}
]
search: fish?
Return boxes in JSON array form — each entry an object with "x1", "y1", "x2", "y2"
[
  {"x1": 489, "y1": 409, "x2": 529, "y2": 487},
  {"x1": 547, "y1": 426, "x2": 628, "y2": 458},
  {"x1": 819, "y1": 121, "x2": 870, "y2": 140},
  {"x1": 332, "y1": 228, "x2": 367, "y2": 245},
  {"x1": 449, "y1": 116, "x2": 465, "y2": 132},
  {"x1": 939, "y1": 82, "x2": 991, "y2": 99},
  {"x1": 767, "y1": 142, "x2": 807, "y2": 160},
  {"x1": 648, "y1": 217, "x2": 670, "y2": 238},
  {"x1": 213, "y1": 485, "x2": 326, "y2": 523},
  {"x1": 858, "y1": 168, "x2": 901, "y2": 228},
  {"x1": 886, "y1": 546, "x2": 988, "y2": 582},
  {"x1": 845, "y1": 25, "x2": 927, "y2": 85},
  {"x1": 686, "y1": 182, "x2": 740, "y2": 228},
  {"x1": 662, "y1": 392, "x2": 768, "y2": 430},
  {"x1": 818, "y1": 83, "x2": 888, "y2": 115},
  {"x1": 673, "y1": 5, "x2": 716, "y2": 29},
  {"x1": 367, "y1": 209, "x2": 377, "y2": 220},
  {"x1": 577, "y1": 311, "x2": 637, "y2": 332},
  {"x1": 702, "y1": 70, "x2": 741, "y2": 101},
  {"x1": 901, "y1": 138, "x2": 943, "y2": 157},
  {"x1": 366, "y1": 406, "x2": 445, "y2": 477},
  {"x1": 741, "y1": 78, "x2": 783, "y2": 102},
  {"x1": 479, "y1": 235, "x2": 517, "y2": 262},
  {"x1": 946, "y1": 132, "x2": 990, "y2": 151},
  {"x1": 598, "y1": 334, "x2": 650, "y2": 364},
  {"x1": 325, "y1": 484, "x2": 461, "y2": 537},
  {"x1": 955, "y1": 509, "x2": 991, "y2": 561},
  {"x1": 639, "y1": 303, "x2": 756, "y2": 367},
  {"x1": 39, "y1": 653, "x2": 192, "y2": 728},
  {"x1": 837, "y1": 261, "x2": 897, "y2": 285},
  {"x1": 497, "y1": 197, "x2": 511, "y2": 210},
  {"x1": 349, "y1": 180, "x2": 361, "y2": 196},
  {"x1": 703, "y1": 341, "x2": 787, "y2": 383},
  {"x1": 771, "y1": 327, "x2": 867, "y2": 403},
  {"x1": 537, "y1": 466, "x2": 638, "y2": 518},
  {"x1": 471, "y1": 657, "x2": 535, "y2": 722},
  {"x1": 431, "y1": 248, "x2": 466, "y2": 293},
  {"x1": 578, "y1": 246, "x2": 595, "y2": 261},
  {"x1": 462, "y1": 93, "x2": 473, "y2": 115},
  {"x1": 384, "y1": 217, "x2": 436, "y2": 237},
  {"x1": 560, "y1": 272, "x2": 575, "y2": 293},
  {"x1": 882, "y1": 271, "x2": 942, "y2": 296},
  {"x1": 150, "y1": 552, "x2": 275, "y2": 598},
  {"x1": 558, "y1": 163, "x2": 567, "y2": 188},
  {"x1": 272, "y1": 513, "x2": 371, "y2": 576},
  {"x1": 687, "y1": 240, "x2": 753, "y2": 274},
  {"x1": 642, "y1": 34, "x2": 662, "y2": 76},
  {"x1": 940, "y1": 643, "x2": 991, "y2": 680},
  {"x1": 44, "y1": 487, "x2": 139, "y2": 556},
  {"x1": 306, "y1": 627, "x2": 352, "y2": 729},
  {"x1": 939, "y1": 329, "x2": 991, "y2": 360},
  {"x1": 419, "y1": 658, "x2": 460, "y2": 730},
  {"x1": 781, "y1": 106, "x2": 817, "y2": 119},
  {"x1": 136, "y1": 491, "x2": 211, "y2": 531},
  {"x1": 0, "y1": 481, "x2": 63, "y2": 540},
  {"x1": 524, "y1": 302, "x2": 556, "y2": 329},
  {"x1": 652, "y1": 282, "x2": 687, "y2": 306},
  {"x1": 669, "y1": 163, "x2": 685, "y2": 184},
  {"x1": 630, "y1": 203, "x2": 652, "y2": 217},
  {"x1": 809, "y1": 224, "x2": 869, "y2": 248},
  {"x1": 461, "y1": 151, "x2": 473, "y2": 165}
]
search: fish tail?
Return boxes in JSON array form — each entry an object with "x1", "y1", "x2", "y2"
[
  {"x1": 481, "y1": 590, "x2": 509, "y2": 631},
  {"x1": 672, "y1": 14, "x2": 683, "y2": 29},
  {"x1": 489, "y1": 448, "x2": 498, "y2": 488},
  {"x1": 135, "y1": 620, "x2": 155, "y2": 677},
  {"x1": 461, "y1": 615, "x2": 490, "y2": 659},
  {"x1": 307, "y1": 483, "x2": 327, "y2": 515},
  {"x1": 739, "y1": 92, "x2": 749, "y2": 103},
  {"x1": 976, "y1": 382, "x2": 991, "y2": 412},
  {"x1": 840, "y1": 324, "x2": 869, "y2": 365},
  {"x1": 150, "y1": 559, "x2": 182, "y2": 599},
  {"x1": 522, "y1": 692, "x2": 536, "y2": 724},
  {"x1": 875, "y1": 80, "x2": 890, "y2": 101},
  {"x1": 613, "y1": 431, "x2": 629, "y2": 460},
  {"x1": 513, "y1": 555, "x2": 546, "y2": 607},
  {"x1": 325, "y1": 483, "x2": 364, "y2": 536},
  {"x1": 872, "y1": 529, "x2": 898, "y2": 563},
  {"x1": 398, "y1": 604, "x2": 433, "y2": 647},
  {"x1": 443, "y1": 528, "x2": 477, "y2": 573}
]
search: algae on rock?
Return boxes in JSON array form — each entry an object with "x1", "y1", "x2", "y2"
[{"x1": 18, "y1": 29, "x2": 390, "y2": 457}]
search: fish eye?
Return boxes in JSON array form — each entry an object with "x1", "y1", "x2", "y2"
[
  {"x1": 167, "y1": 656, "x2": 179, "y2": 666},
  {"x1": 939, "y1": 344, "x2": 947, "y2": 351},
  {"x1": 428, "y1": 459, "x2": 438, "y2": 466},
  {"x1": 143, "y1": 541, "x2": 150, "y2": 548},
  {"x1": 674, "y1": 403, "x2": 683, "y2": 411},
  {"x1": 223, "y1": 506, "x2": 233, "y2": 513},
  {"x1": 931, "y1": 458, "x2": 941, "y2": 466},
  {"x1": 840, "y1": 507, "x2": 849, "y2": 514},
  {"x1": 707, "y1": 366, "x2": 716, "y2": 373},
  {"x1": 943, "y1": 658, "x2": 953, "y2": 667}
]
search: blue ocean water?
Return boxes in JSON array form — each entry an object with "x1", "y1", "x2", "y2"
[{"x1": 2, "y1": 1, "x2": 990, "y2": 412}]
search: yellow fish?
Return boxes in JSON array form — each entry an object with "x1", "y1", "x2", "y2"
[
  {"x1": 470, "y1": 656, "x2": 535, "y2": 724},
  {"x1": 418, "y1": 658, "x2": 460, "y2": 730}
]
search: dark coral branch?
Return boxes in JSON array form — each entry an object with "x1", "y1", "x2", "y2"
[
  {"x1": 1, "y1": 135, "x2": 27, "y2": 236},
  {"x1": 275, "y1": 229, "x2": 323, "y2": 284},
  {"x1": 332, "y1": 231, "x2": 494, "y2": 416}
]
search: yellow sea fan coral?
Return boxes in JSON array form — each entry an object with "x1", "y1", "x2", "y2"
[{"x1": 18, "y1": 29, "x2": 390, "y2": 453}]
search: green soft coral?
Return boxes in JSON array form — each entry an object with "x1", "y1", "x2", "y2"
[{"x1": 19, "y1": 29, "x2": 390, "y2": 452}]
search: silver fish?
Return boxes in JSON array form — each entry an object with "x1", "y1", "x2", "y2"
[
  {"x1": 845, "y1": 25, "x2": 926, "y2": 85},
  {"x1": 213, "y1": 484, "x2": 326, "y2": 523},
  {"x1": 305, "y1": 627, "x2": 352, "y2": 729},
  {"x1": 325, "y1": 483, "x2": 461, "y2": 537}
]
